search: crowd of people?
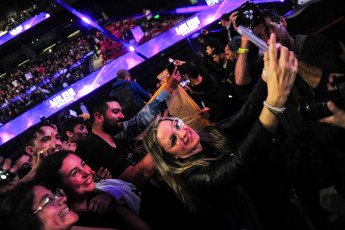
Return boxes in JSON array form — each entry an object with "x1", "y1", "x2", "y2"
[
  {"x1": 0, "y1": 11, "x2": 185, "y2": 125},
  {"x1": 95, "y1": 13, "x2": 185, "y2": 64},
  {"x1": 1, "y1": 1, "x2": 345, "y2": 230},
  {"x1": 0, "y1": 3, "x2": 40, "y2": 37},
  {"x1": 0, "y1": 35, "x2": 91, "y2": 125}
]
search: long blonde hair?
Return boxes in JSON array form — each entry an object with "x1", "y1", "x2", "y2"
[{"x1": 143, "y1": 117, "x2": 231, "y2": 210}]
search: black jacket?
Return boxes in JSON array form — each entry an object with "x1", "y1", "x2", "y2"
[
  {"x1": 215, "y1": 75, "x2": 345, "y2": 229},
  {"x1": 180, "y1": 118, "x2": 284, "y2": 230},
  {"x1": 182, "y1": 118, "x2": 282, "y2": 198}
]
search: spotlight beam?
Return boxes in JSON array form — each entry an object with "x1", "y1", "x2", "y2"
[{"x1": 53, "y1": 0, "x2": 148, "y2": 60}]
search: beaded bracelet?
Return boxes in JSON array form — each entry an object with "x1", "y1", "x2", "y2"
[{"x1": 263, "y1": 101, "x2": 286, "y2": 113}]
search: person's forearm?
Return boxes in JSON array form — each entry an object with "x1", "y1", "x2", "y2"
[
  {"x1": 235, "y1": 39, "x2": 251, "y2": 86},
  {"x1": 117, "y1": 90, "x2": 171, "y2": 141},
  {"x1": 258, "y1": 106, "x2": 279, "y2": 134},
  {"x1": 118, "y1": 154, "x2": 156, "y2": 189},
  {"x1": 19, "y1": 167, "x2": 36, "y2": 182},
  {"x1": 112, "y1": 205, "x2": 151, "y2": 230}
]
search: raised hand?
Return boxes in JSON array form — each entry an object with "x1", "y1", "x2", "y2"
[
  {"x1": 229, "y1": 11, "x2": 239, "y2": 31},
  {"x1": 96, "y1": 167, "x2": 112, "y2": 180},
  {"x1": 319, "y1": 102, "x2": 345, "y2": 129},
  {"x1": 165, "y1": 67, "x2": 183, "y2": 93},
  {"x1": 259, "y1": 33, "x2": 298, "y2": 132},
  {"x1": 265, "y1": 33, "x2": 298, "y2": 108}
]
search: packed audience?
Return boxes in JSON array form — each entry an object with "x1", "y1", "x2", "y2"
[
  {"x1": 96, "y1": 13, "x2": 185, "y2": 64},
  {"x1": 1, "y1": 1, "x2": 345, "y2": 230},
  {"x1": 103, "y1": 13, "x2": 185, "y2": 43},
  {"x1": 0, "y1": 35, "x2": 91, "y2": 125},
  {"x1": 0, "y1": 4, "x2": 40, "y2": 37},
  {"x1": 0, "y1": 12, "x2": 185, "y2": 125}
]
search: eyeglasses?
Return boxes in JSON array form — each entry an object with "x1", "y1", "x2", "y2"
[
  {"x1": 167, "y1": 118, "x2": 185, "y2": 150},
  {"x1": 33, "y1": 188, "x2": 66, "y2": 214}
]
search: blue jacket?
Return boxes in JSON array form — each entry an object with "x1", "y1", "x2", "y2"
[{"x1": 112, "y1": 80, "x2": 151, "y2": 103}]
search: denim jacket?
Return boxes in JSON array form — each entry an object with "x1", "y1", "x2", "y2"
[{"x1": 115, "y1": 89, "x2": 171, "y2": 142}]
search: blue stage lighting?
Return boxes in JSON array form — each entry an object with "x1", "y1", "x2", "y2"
[{"x1": 81, "y1": 17, "x2": 91, "y2": 24}]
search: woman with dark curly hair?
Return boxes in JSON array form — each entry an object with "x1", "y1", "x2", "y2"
[{"x1": 33, "y1": 150, "x2": 150, "y2": 230}]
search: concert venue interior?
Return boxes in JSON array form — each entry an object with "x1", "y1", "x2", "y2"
[
  {"x1": 1, "y1": 0, "x2": 345, "y2": 229},
  {"x1": 0, "y1": 0, "x2": 343, "y2": 153}
]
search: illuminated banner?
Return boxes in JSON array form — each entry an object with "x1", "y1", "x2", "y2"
[
  {"x1": 49, "y1": 88, "x2": 77, "y2": 109},
  {"x1": 135, "y1": 0, "x2": 246, "y2": 58},
  {"x1": 205, "y1": 0, "x2": 223, "y2": 6},
  {"x1": 0, "y1": 12, "x2": 50, "y2": 46},
  {"x1": 175, "y1": 16, "x2": 201, "y2": 36},
  {"x1": 9, "y1": 25, "x2": 24, "y2": 36}
]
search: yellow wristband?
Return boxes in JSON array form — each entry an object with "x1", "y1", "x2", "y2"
[{"x1": 237, "y1": 48, "x2": 249, "y2": 53}]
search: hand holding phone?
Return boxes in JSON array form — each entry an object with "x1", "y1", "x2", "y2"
[
  {"x1": 180, "y1": 79, "x2": 190, "y2": 87},
  {"x1": 0, "y1": 157, "x2": 19, "y2": 195},
  {"x1": 166, "y1": 62, "x2": 175, "y2": 75},
  {"x1": 0, "y1": 167, "x2": 17, "y2": 184},
  {"x1": 165, "y1": 66, "x2": 183, "y2": 93}
]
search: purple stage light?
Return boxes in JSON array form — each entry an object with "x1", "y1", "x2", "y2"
[
  {"x1": 81, "y1": 17, "x2": 91, "y2": 24},
  {"x1": 206, "y1": 16, "x2": 216, "y2": 24},
  {"x1": 129, "y1": 46, "x2": 135, "y2": 52}
]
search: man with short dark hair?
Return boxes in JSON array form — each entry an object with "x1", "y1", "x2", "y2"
[
  {"x1": 20, "y1": 122, "x2": 63, "y2": 181},
  {"x1": 212, "y1": 47, "x2": 227, "y2": 67},
  {"x1": 60, "y1": 116, "x2": 88, "y2": 144},
  {"x1": 231, "y1": 6, "x2": 341, "y2": 88},
  {"x1": 9, "y1": 150, "x2": 33, "y2": 179},
  {"x1": 205, "y1": 40, "x2": 220, "y2": 57},
  {"x1": 220, "y1": 13, "x2": 232, "y2": 43},
  {"x1": 10, "y1": 151, "x2": 33, "y2": 171},
  {"x1": 180, "y1": 60, "x2": 238, "y2": 122},
  {"x1": 211, "y1": 47, "x2": 234, "y2": 84},
  {"x1": 76, "y1": 70, "x2": 182, "y2": 189}
]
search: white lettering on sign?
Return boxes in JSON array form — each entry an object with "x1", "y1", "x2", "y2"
[
  {"x1": 10, "y1": 25, "x2": 23, "y2": 36},
  {"x1": 49, "y1": 88, "x2": 76, "y2": 109},
  {"x1": 175, "y1": 16, "x2": 200, "y2": 36},
  {"x1": 205, "y1": 0, "x2": 221, "y2": 6}
]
